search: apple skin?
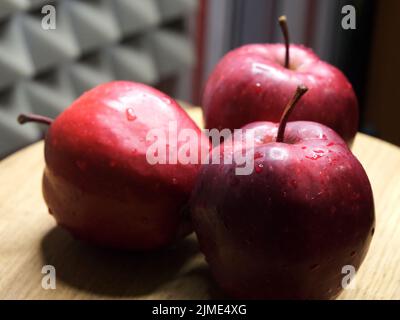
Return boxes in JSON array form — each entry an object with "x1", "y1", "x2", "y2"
[
  {"x1": 203, "y1": 44, "x2": 359, "y2": 143},
  {"x1": 190, "y1": 121, "x2": 375, "y2": 299},
  {"x1": 43, "y1": 81, "x2": 210, "y2": 251}
]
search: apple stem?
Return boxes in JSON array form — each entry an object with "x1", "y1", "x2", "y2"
[
  {"x1": 17, "y1": 113, "x2": 53, "y2": 126},
  {"x1": 276, "y1": 85, "x2": 308, "y2": 143},
  {"x1": 279, "y1": 15, "x2": 290, "y2": 69}
]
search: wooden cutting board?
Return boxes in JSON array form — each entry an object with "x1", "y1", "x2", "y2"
[{"x1": 0, "y1": 107, "x2": 400, "y2": 300}]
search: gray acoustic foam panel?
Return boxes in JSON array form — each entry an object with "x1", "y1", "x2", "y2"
[{"x1": 0, "y1": 0, "x2": 197, "y2": 158}]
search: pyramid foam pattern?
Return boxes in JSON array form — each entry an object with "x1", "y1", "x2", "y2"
[{"x1": 0, "y1": 0, "x2": 197, "y2": 158}]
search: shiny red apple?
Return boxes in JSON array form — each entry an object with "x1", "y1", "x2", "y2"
[
  {"x1": 19, "y1": 81, "x2": 209, "y2": 250},
  {"x1": 203, "y1": 16, "x2": 358, "y2": 143},
  {"x1": 191, "y1": 86, "x2": 374, "y2": 299}
]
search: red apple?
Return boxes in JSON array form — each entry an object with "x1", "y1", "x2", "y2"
[
  {"x1": 191, "y1": 86, "x2": 374, "y2": 299},
  {"x1": 19, "y1": 81, "x2": 210, "y2": 250},
  {"x1": 203, "y1": 16, "x2": 358, "y2": 143}
]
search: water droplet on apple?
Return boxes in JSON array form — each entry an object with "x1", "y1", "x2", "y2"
[
  {"x1": 172, "y1": 178, "x2": 178, "y2": 185},
  {"x1": 126, "y1": 108, "x2": 137, "y2": 121},
  {"x1": 162, "y1": 97, "x2": 172, "y2": 104},
  {"x1": 255, "y1": 163, "x2": 263, "y2": 173},
  {"x1": 254, "y1": 83, "x2": 262, "y2": 93},
  {"x1": 305, "y1": 153, "x2": 323, "y2": 160},
  {"x1": 290, "y1": 179, "x2": 297, "y2": 189}
]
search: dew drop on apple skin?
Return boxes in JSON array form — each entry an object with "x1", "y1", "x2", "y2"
[
  {"x1": 254, "y1": 82, "x2": 262, "y2": 93},
  {"x1": 255, "y1": 163, "x2": 263, "y2": 173},
  {"x1": 305, "y1": 153, "x2": 324, "y2": 160},
  {"x1": 162, "y1": 97, "x2": 172, "y2": 105},
  {"x1": 126, "y1": 108, "x2": 137, "y2": 121}
]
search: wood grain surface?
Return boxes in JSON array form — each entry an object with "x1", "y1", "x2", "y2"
[{"x1": 0, "y1": 107, "x2": 399, "y2": 300}]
